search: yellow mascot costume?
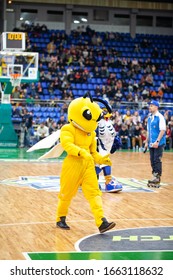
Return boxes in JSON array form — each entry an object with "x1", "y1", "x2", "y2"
[{"x1": 56, "y1": 93, "x2": 115, "y2": 233}]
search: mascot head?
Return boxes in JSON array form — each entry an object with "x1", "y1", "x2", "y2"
[
  {"x1": 99, "y1": 100, "x2": 112, "y2": 119},
  {"x1": 68, "y1": 93, "x2": 102, "y2": 133}
]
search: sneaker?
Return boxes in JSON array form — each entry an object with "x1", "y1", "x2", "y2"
[
  {"x1": 105, "y1": 180, "x2": 122, "y2": 193},
  {"x1": 56, "y1": 216, "x2": 70, "y2": 230},
  {"x1": 99, "y1": 218, "x2": 116, "y2": 233}
]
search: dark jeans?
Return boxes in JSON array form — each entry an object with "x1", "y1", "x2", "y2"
[{"x1": 149, "y1": 144, "x2": 165, "y2": 176}]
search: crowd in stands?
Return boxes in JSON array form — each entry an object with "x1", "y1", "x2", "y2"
[
  {"x1": 7, "y1": 24, "x2": 173, "y2": 149},
  {"x1": 12, "y1": 102, "x2": 173, "y2": 151}
]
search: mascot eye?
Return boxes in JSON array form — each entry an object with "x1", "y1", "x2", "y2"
[
  {"x1": 83, "y1": 109, "x2": 92, "y2": 120},
  {"x1": 97, "y1": 113, "x2": 103, "y2": 122}
]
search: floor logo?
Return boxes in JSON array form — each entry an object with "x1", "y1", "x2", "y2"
[
  {"x1": 0, "y1": 176, "x2": 167, "y2": 192},
  {"x1": 25, "y1": 226, "x2": 173, "y2": 260},
  {"x1": 75, "y1": 226, "x2": 173, "y2": 252}
]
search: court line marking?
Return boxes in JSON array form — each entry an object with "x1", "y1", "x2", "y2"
[
  {"x1": 1, "y1": 218, "x2": 173, "y2": 227},
  {"x1": 0, "y1": 159, "x2": 173, "y2": 166},
  {"x1": 23, "y1": 249, "x2": 173, "y2": 261}
]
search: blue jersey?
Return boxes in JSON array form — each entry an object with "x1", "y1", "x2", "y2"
[{"x1": 147, "y1": 111, "x2": 166, "y2": 146}]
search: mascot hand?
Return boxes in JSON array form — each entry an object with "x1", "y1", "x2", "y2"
[
  {"x1": 79, "y1": 149, "x2": 93, "y2": 161},
  {"x1": 99, "y1": 154, "x2": 112, "y2": 166},
  {"x1": 110, "y1": 135, "x2": 122, "y2": 154}
]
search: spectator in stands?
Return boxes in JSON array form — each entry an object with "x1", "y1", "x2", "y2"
[
  {"x1": 19, "y1": 119, "x2": 27, "y2": 148},
  {"x1": 134, "y1": 44, "x2": 140, "y2": 53},
  {"x1": 12, "y1": 103, "x2": 22, "y2": 118},
  {"x1": 126, "y1": 91, "x2": 134, "y2": 102},
  {"x1": 41, "y1": 24, "x2": 48, "y2": 32},
  {"x1": 47, "y1": 40, "x2": 56, "y2": 54},
  {"x1": 165, "y1": 125, "x2": 172, "y2": 150},
  {"x1": 44, "y1": 71, "x2": 52, "y2": 81},
  {"x1": 140, "y1": 126, "x2": 147, "y2": 148},
  {"x1": 161, "y1": 49, "x2": 169, "y2": 59},
  {"x1": 112, "y1": 110, "x2": 123, "y2": 126},
  {"x1": 132, "y1": 111, "x2": 141, "y2": 125},
  {"x1": 36, "y1": 82, "x2": 43, "y2": 96},
  {"x1": 164, "y1": 110, "x2": 171, "y2": 125},
  {"x1": 25, "y1": 111, "x2": 34, "y2": 147},
  {"x1": 49, "y1": 121, "x2": 58, "y2": 135},
  {"x1": 168, "y1": 116, "x2": 173, "y2": 149},
  {"x1": 19, "y1": 109, "x2": 33, "y2": 147},
  {"x1": 28, "y1": 83, "x2": 36, "y2": 98},
  {"x1": 114, "y1": 89, "x2": 123, "y2": 102},
  {"x1": 36, "y1": 122, "x2": 49, "y2": 141},
  {"x1": 140, "y1": 38, "x2": 151, "y2": 48},
  {"x1": 123, "y1": 110, "x2": 132, "y2": 123},
  {"x1": 26, "y1": 38, "x2": 32, "y2": 52},
  {"x1": 151, "y1": 47, "x2": 159, "y2": 58},
  {"x1": 141, "y1": 87, "x2": 150, "y2": 100},
  {"x1": 158, "y1": 80, "x2": 169, "y2": 94},
  {"x1": 12, "y1": 86, "x2": 21, "y2": 99},
  {"x1": 145, "y1": 73, "x2": 154, "y2": 86},
  {"x1": 126, "y1": 119, "x2": 135, "y2": 149},
  {"x1": 86, "y1": 25, "x2": 95, "y2": 36},
  {"x1": 50, "y1": 32, "x2": 57, "y2": 42},
  {"x1": 132, "y1": 124, "x2": 143, "y2": 151},
  {"x1": 119, "y1": 124, "x2": 130, "y2": 150},
  {"x1": 57, "y1": 115, "x2": 67, "y2": 129}
]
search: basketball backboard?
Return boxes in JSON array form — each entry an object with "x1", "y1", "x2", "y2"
[{"x1": 0, "y1": 51, "x2": 39, "y2": 84}]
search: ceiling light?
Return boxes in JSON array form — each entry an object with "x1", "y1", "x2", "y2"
[{"x1": 81, "y1": 18, "x2": 87, "y2": 22}]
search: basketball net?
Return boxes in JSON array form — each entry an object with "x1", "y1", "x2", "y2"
[{"x1": 10, "y1": 73, "x2": 22, "y2": 87}]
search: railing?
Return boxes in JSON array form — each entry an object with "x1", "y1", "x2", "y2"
[
  {"x1": 6, "y1": 98, "x2": 70, "y2": 106},
  {"x1": 1, "y1": 98, "x2": 173, "y2": 110},
  {"x1": 120, "y1": 101, "x2": 173, "y2": 109}
]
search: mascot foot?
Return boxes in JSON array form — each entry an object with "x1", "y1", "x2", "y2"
[
  {"x1": 99, "y1": 218, "x2": 116, "y2": 233},
  {"x1": 56, "y1": 216, "x2": 70, "y2": 230},
  {"x1": 105, "y1": 180, "x2": 122, "y2": 193}
]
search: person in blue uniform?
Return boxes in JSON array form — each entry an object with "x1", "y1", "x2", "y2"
[{"x1": 144, "y1": 100, "x2": 166, "y2": 187}]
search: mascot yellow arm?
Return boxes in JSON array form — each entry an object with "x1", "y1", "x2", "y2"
[
  {"x1": 60, "y1": 124, "x2": 111, "y2": 165},
  {"x1": 90, "y1": 133, "x2": 111, "y2": 165},
  {"x1": 60, "y1": 124, "x2": 81, "y2": 156}
]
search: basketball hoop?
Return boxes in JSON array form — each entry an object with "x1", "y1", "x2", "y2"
[{"x1": 10, "y1": 73, "x2": 22, "y2": 87}]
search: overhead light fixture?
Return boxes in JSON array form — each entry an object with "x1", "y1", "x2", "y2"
[
  {"x1": 74, "y1": 20, "x2": 80, "y2": 24},
  {"x1": 81, "y1": 18, "x2": 87, "y2": 22}
]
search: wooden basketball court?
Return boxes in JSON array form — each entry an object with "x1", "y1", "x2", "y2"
[{"x1": 0, "y1": 149, "x2": 173, "y2": 260}]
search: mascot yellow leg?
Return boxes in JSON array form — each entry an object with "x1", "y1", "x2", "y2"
[
  {"x1": 56, "y1": 198, "x2": 71, "y2": 230},
  {"x1": 87, "y1": 196, "x2": 104, "y2": 227}
]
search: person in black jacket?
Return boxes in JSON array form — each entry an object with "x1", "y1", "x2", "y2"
[
  {"x1": 119, "y1": 124, "x2": 130, "y2": 149},
  {"x1": 132, "y1": 123, "x2": 143, "y2": 151}
]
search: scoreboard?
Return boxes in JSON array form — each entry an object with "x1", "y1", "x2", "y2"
[{"x1": 1, "y1": 32, "x2": 26, "y2": 51}]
